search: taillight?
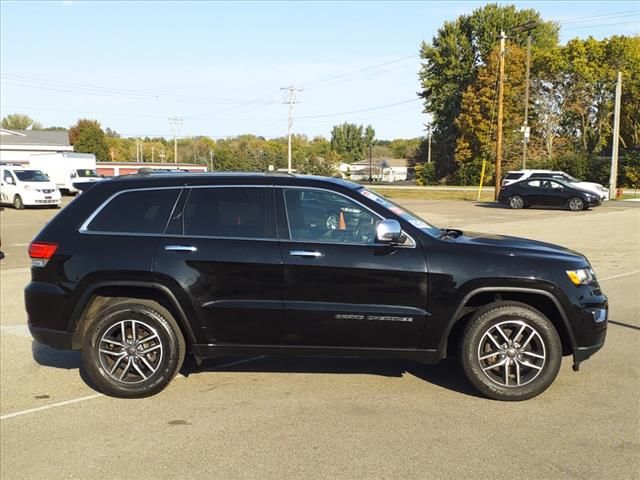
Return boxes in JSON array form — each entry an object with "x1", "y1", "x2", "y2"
[{"x1": 29, "y1": 242, "x2": 58, "y2": 266}]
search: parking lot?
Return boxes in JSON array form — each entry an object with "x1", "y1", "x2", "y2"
[{"x1": 1, "y1": 197, "x2": 639, "y2": 479}]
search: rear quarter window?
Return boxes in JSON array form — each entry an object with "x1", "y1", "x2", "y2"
[{"x1": 85, "y1": 188, "x2": 180, "y2": 234}]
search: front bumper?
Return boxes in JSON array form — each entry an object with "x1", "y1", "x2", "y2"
[{"x1": 21, "y1": 190, "x2": 61, "y2": 206}]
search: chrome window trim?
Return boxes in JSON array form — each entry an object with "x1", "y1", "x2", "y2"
[
  {"x1": 79, "y1": 186, "x2": 183, "y2": 234},
  {"x1": 280, "y1": 186, "x2": 416, "y2": 248}
]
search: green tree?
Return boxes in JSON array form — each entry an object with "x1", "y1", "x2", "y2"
[
  {"x1": 1, "y1": 113, "x2": 41, "y2": 130},
  {"x1": 419, "y1": 3, "x2": 559, "y2": 178},
  {"x1": 330, "y1": 123, "x2": 374, "y2": 163},
  {"x1": 69, "y1": 119, "x2": 110, "y2": 161}
]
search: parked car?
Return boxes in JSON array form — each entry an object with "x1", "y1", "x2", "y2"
[
  {"x1": 499, "y1": 178, "x2": 602, "y2": 211},
  {"x1": 502, "y1": 169, "x2": 609, "y2": 200},
  {"x1": 26, "y1": 173, "x2": 607, "y2": 400},
  {"x1": 0, "y1": 164, "x2": 61, "y2": 209}
]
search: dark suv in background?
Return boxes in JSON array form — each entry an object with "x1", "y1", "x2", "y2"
[{"x1": 25, "y1": 174, "x2": 608, "y2": 400}]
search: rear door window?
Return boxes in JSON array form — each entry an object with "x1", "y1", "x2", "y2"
[
  {"x1": 85, "y1": 189, "x2": 180, "y2": 234},
  {"x1": 182, "y1": 187, "x2": 276, "y2": 239},
  {"x1": 527, "y1": 180, "x2": 541, "y2": 188},
  {"x1": 505, "y1": 173, "x2": 524, "y2": 181}
]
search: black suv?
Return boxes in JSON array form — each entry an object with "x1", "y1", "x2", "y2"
[{"x1": 25, "y1": 174, "x2": 608, "y2": 400}]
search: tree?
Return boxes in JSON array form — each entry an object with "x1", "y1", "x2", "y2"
[
  {"x1": 419, "y1": 3, "x2": 559, "y2": 179},
  {"x1": 1, "y1": 113, "x2": 41, "y2": 130},
  {"x1": 455, "y1": 44, "x2": 526, "y2": 181},
  {"x1": 69, "y1": 119, "x2": 110, "y2": 161},
  {"x1": 330, "y1": 123, "x2": 374, "y2": 163}
]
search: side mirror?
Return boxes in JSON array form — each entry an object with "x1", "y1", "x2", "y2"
[
  {"x1": 376, "y1": 219, "x2": 403, "y2": 244},
  {"x1": 5, "y1": 177, "x2": 14, "y2": 185}
]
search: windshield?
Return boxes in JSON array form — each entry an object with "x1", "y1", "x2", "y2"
[
  {"x1": 76, "y1": 169, "x2": 99, "y2": 178},
  {"x1": 358, "y1": 187, "x2": 440, "y2": 236},
  {"x1": 14, "y1": 170, "x2": 49, "y2": 182}
]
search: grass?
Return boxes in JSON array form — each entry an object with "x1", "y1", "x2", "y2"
[
  {"x1": 617, "y1": 192, "x2": 640, "y2": 200},
  {"x1": 370, "y1": 187, "x2": 496, "y2": 202}
]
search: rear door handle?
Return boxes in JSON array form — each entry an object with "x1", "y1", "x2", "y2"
[
  {"x1": 289, "y1": 250, "x2": 323, "y2": 258},
  {"x1": 165, "y1": 245, "x2": 197, "y2": 252}
]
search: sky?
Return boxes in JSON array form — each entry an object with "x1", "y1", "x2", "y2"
[{"x1": 1, "y1": 1, "x2": 639, "y2": 141}]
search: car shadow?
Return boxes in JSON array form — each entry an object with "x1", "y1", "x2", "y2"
[
  {"x1": 32, "y1": 342, "x2": 482, "y2": 399},
  {"x1": 31, "y1": 341, "x2": 101, "y2": 390},
  {"x1": 181, "y1": 355, "x2": 483, "y2": 399},
  {"x1": 474, "y1": 202, "x2": 507, "y2": 209}
]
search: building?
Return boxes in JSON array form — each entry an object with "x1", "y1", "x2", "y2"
[
  {"x1": 346, "y1": 158, "x2": 410, "y2": 182},
  {"x1": 96, "y1": 162, "x2": 208, "y2": 176},
  {"x1": 0, "y1": 128, "x2": 72, "y2": 163}
]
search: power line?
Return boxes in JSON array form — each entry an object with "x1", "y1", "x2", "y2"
[
  {"x1": 556, "y1": 10, "x2": 639, "y2": 25},
  {"x1": 294, "y1": 98, "x2": 420, "y2": 120},
  {"x1": 303, "y1": 54, "x2": 419, "y2": 90},
  {"x1": 0, "y1": 74, "x2": 251, "y2": 104},
  {"x1": 561, "y1": 20, "x2": 640, "y2": 31}
]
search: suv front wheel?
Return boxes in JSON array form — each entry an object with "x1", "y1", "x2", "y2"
[
  {"x1": 460, "y1": 301, "x2": 562, "y2": 401},
  {"x1": 82, "y1": 300, "x2": 185, "y2": 398}
]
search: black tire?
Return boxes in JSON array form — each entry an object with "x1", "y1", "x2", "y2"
[
  {"x1": 460, "y1": 301, "x2": 562, "y2": 401},
  {"x1": 568, "y1": 197, "x2": 585, "y2": 211},
  {"x1": 508, "y1": 195, "x2": 524, "y2": 209},
  {"x1": 82, "y1": 300, "x2": 185, "y2": 398},
  {"x1": 13, "y1": 195, "x2": 24, "y2": 210}
]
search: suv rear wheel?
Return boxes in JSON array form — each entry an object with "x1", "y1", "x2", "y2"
[
  {"x1": 82, "y1": 300, "x2": 185, "y2": 398},
  {"x1": 460, "y1": 301, "x2": 562, "y2": 401}
]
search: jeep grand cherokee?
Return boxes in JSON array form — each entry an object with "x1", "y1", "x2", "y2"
[{"x1": 25, "y1": 173, "x2": 608, "y2": 400}]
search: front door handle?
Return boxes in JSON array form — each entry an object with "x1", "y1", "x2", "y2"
[
  {"x1": 289, "y1": 250, "x2": 323, "y2": 258},
  {"x1": 165, "y1": 245, "x2": 197, "y2": 252}
]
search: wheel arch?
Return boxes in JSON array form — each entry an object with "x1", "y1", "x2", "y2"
[
  {"x1": 69, "y1": 281, "x2": 197, "y2": 350},
  {"x1": 442, "y1": 287, "x2": 576, "y2": 358}
]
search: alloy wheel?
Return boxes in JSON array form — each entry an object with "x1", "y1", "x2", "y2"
[
  {"x1": 509, "y1": 196, "x2": 524, "y2": 209},
  {"x1": 476, "y1": 320, "x2": 546, "y2": 387},
  {"x1": 98, "y1": 319, "x2": 164, "y2": 384},
  {"x1": 569, "y1": 198, "x2": 584, "y2": 211}
]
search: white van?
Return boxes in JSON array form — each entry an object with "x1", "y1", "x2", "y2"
[
  {"x1": 29, "y1": 152, "x2": 102, "y2": 195},
  {"x1": 0, "y1": 164, "x2": 61, "y2": 209}
]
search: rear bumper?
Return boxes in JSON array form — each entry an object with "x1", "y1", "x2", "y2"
[{"x1": 28, "y1": 324, "x2": 74, "y2": 349}]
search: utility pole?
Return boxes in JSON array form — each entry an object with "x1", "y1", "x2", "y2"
[
  {"x1": 168, "y1": 116, "x2": 183, "y2": 164},
  {"x1": 609, "y1": 71, "x2": 622, "y2": 200},
  {"x1": 152, "y1": 146, "x2": 155, "y2": 162},
  {"x1": 369, "y1": 144, "x2": 373, "y2": 182},
  {"x1": 136, "y1": 138, "x2": 140, "y2": 163},
  {"x1": 511, "y1": 21, "x2": 537, "y2": 168},
  {"x1": 281, "y1": 86, "x2": 301, "y2": 173},
  {"x1": 495, "y1": 30, "x2": 506, "y2": 201},
  {"x1": 428, "y1": 133, "x2": 432, "y2": 164},
  {"x1": 522, "y1": 33, "x2": 532, "y2": 169},
  {"x1": 209, "y1": 149, "x2": 214, "y2": 172}
]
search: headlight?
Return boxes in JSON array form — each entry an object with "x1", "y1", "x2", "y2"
[{"x1": 566, "y1": 268, "x2": 594, "y2": 286}]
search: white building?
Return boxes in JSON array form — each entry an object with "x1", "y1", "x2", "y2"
[
  {"x1": 0, "y1": 129, "x2": 73, "y2": 164},
  {"x1": 347, "y1": 158, "x2": 410, "y2": 182}
]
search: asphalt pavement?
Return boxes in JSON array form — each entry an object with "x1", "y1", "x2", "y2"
[{"x1": 1, "y1": 197, "x2": 639, "y2": 479}]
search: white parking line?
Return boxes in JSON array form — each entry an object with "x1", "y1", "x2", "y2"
[
  {"x1": 0, "y1": 356, "x2": 267, "y2": 421},
  {"x1": 600, "y1": 270, "x2": 640, "y2": 282},
  {"x1": 0, "y1": 394, "x2": 104, "y2": 421}
]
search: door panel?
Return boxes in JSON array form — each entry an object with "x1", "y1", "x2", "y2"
[
  {"x1": 278, "y1": 188, "x2": 428, "y2": 348},
  {"x1": 154, "y1": 186, "x2": 284, "y2": 345}
]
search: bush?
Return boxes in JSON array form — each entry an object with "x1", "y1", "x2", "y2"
[{"x1": 415, "y1": 162, "x2": 437, "y2": 185}]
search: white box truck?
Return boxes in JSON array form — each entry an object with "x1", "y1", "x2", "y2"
[{"x1": 29, "y1": 152, "x2": 102, "y2": 195}]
